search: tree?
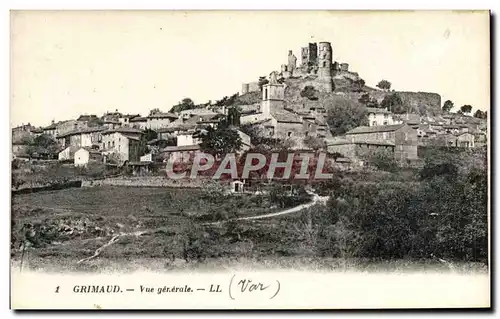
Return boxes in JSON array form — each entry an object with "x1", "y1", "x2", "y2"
[
  {"x1": 170, "y1": 98, "x2": 196, "y2": 113},
  {"x1": 27, "y1": 134, "x2": 59, "y2": 158},
  {"x1": 303, "y1": 136, "x2": 326, "y2": 150},
  {"x1": 460, "y1": 105, "x2": 473, "y2": 114},
  {"x1": 353, "y1": 79, "x2": 365, "y2": 92},
  {"x1": 199, "y1": 124, "x2": 242, "y2": 157},
  {"x1": 442, "y1": 100, "x2": 454, "y2": 112},
  {"x1": 226, "y1": 106, "x2": 241, "y2": 126},
  {"x1": 215, "y1": 93, "x2": 239, "y2": 107},
  {"x1": 473, "y1": 109, "x2": 487, "y2": 119},
  {"x1": 358, "y1": 93, "x2": 379, "y2": 108},
  {"x1": 258, "y1": 76, "x2": 269, "y2": 91},
  {"x1": 143, "y1": 129, "x2": 158, "y2": 142},
  {"x1": 149, "y1": 108, "x2": 161, "y2": 116},
  {"x1": 326, "y1": 98, "x2": 368, "y2": 136},
  {"x1": 300, "y1": 85, "x2": 318, "y2": 100},
  {"x1": 380, "y1": 93, "x2": 405, "y2": 114},
  {"x1": 376, "y1": 80, "x2": 391, "y2": 91}
]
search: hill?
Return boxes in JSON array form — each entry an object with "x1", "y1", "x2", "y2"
[{"x1": 232, "y1": 75, "x2": 442, "y2": 116}]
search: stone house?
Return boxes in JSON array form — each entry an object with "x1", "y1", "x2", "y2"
[
  {"x1": 56, "y1": 120, "x2": 90, "y2": 136},
  {"x1": 103, "y1": 119, "x2": 121, "y2": 130},
  {"x1": 101, "y1": 127, "x2": 144, "y2": 163},
  {"x1": 42, "y1": 121, "x2": 57, "y2": 138},
  {"x1": 366, "y1": 107, "x2": 394, "y2": 126},
  {"x1": 12, "y1": 124, "x2": 36, "y2": 143},
  {"x1": 119, "y1": 114, "x2": 141, "y2": 126},
  {"x1": 341, "y1": 123, "x2": 418, "y2": 161},
  {"x1": 183, "y1": 113, "x2": 226, "y2": 129},
  {"x1": 327, "y1": 137, "x2": 395, "y2": 162},
  {"x1": 146, "y1": 112, "x2": 178, "y2": 130},
  {"x1": 456, "y1": 132, "x2": 475, "y2": 148},
  {"x1": 57, "y1": 127, "x2": 105, "y2": 149},
  {"x1": 129, "y1": 116, "x2": 148, "y2": 130},
  {"x1": 160, "y1": 144, "x2": 201, "y2": 163}
]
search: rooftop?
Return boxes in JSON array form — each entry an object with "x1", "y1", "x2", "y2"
[
  {"x1": 345, "y1": 124, "x2": 406, "y2": 135},
  {"x1": 57, "y1": 127, "x2": 106, "y2": 138},
  {"x1": 129, "y1": 116, "x2": 147, "y2": 122},
  {"x1": 101, "y1": 127, "x2": 144, "y2": 135},
  {"x1": 161, "y1": 145, "x2": 201, "y2": 152},
  {"x1": 270, "y1": 108, "x2": 303, "y2": 123},
  {"x1": 366, "y1": 107, "x2": 391, "y2": 114},
  {"x1": 147, "y1": 112, "x2": 178, "y2": 119}
]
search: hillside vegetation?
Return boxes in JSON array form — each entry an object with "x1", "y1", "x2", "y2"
[{"x1": 232, "y1": 76, "x2": 442, "y2": 116}]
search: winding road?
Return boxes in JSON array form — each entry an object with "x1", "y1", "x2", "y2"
[
  {"x1": 76, "y1": 189, "x2": 329, "y2": 264},
  {"x1": 203, "y1": 189, "x2": 329, "y2": 224}
]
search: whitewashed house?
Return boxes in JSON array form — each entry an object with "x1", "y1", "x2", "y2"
[
  {"x1": 366, "y1": 108, "x2": 394, "y2": 127},
  {"x1": 74, "y1": 147, "x2": 103, "y2": 167}
]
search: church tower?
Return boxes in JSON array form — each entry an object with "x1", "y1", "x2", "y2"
[{"x1": 261, "y1": 71, "x2": 285, "y2": 117}]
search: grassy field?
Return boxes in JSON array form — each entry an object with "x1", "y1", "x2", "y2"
[
  {"x1": 11, "y1": 184, "x2": 487, "y2": 274},
  {"x1": 11, "y1": 186, "x2": 298, "y2": 265}
]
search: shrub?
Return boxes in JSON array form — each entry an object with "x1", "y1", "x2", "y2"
[{"x1": 300, "y1": 85, "x2": 318, "y2": 100}]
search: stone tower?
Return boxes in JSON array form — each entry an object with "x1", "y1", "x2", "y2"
[
  {"x1": 287, "y1": 50, "x2": 297, "y2": 71},
  {"x1": 301, "y1": 43, "x2": 318, "y2": 68},
  {"x1": 317, "y1": 42, "x2": 333, "y2": 93},
  {"x1": 261, "y1": 71, "x2": 285, "y2": 117}
]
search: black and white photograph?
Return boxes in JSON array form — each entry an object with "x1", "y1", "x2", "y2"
[{"x1": 9, "y1": 10, "x2": 490, "y2": 309}]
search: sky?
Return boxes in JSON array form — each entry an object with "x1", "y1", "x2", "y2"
[{"x1": 10, "y1": 10, "x2": 490, "y2": 127}]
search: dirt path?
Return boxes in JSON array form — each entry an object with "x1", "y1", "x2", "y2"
[
  {"x1": 203, "y1": 189, "x2": 329, "y2": 225},
  {"x1": 75, "y1": 190, "x2": 329, "y2": 264}
]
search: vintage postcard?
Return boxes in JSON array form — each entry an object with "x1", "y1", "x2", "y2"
[{"x1": 10, "y1": 10, "x2": 490, "y2": 309}]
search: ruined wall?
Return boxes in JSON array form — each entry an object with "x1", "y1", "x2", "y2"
[
  {"x1": 241, "y1": 83, "x2": 250, "y2": 94},
  {"x1": 345, "y1": 91, "x2": 442, "y2": 115},
  {"x1": 327, "y1": 143, "x2": 357, "y2": 158},
  {"x1": 241, "y1": 81, "x2": 260, "y2": 94}
]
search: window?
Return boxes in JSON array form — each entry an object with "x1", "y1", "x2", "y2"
[
  {"x1": 118, "y1": 145, "x2": 121, "y2": 151},
  {"x1": 112, "y1": 141, "x2": 115, "y2": 148},
  {"x1": 264, "y1": 88, "x2": 268, "y2": 100},
  {"x1": 108, "y1": 141, "x2": 111, "y2": 148}
]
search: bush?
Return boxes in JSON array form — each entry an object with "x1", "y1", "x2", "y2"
[
  {"x1": 313, "y1": 165, "x2": 488, "y2": 262},
  {"x1": 358, "y1": 147, "x2": 398, "y2": 172},
  {"x1": 300, "y1": 85, "x2": 318, "y2": 100}
]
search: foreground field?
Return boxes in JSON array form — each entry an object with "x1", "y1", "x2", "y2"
[
  {"x1": 11, "y1": 186, "x2": 312, "y2": 265},
  {"x1": 11, "y1": 164, "x2": 487, "y2": 273}
]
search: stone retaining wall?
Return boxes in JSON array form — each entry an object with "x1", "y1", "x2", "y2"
[{"x1": 82, "y1": 176, "x2": 206, "y2": 188}]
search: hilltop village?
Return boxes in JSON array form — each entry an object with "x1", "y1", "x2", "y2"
[
  {"x1": 12, "y1": 41, "x2": 488, "y2": 171},
  {"x1": 10, "y1": 39, "x2": 490, "y2": 271}
]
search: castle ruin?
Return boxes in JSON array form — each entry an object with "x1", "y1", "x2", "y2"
[{"x1": 242, "y1": 40, "x2": 358, "y2": 95}]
